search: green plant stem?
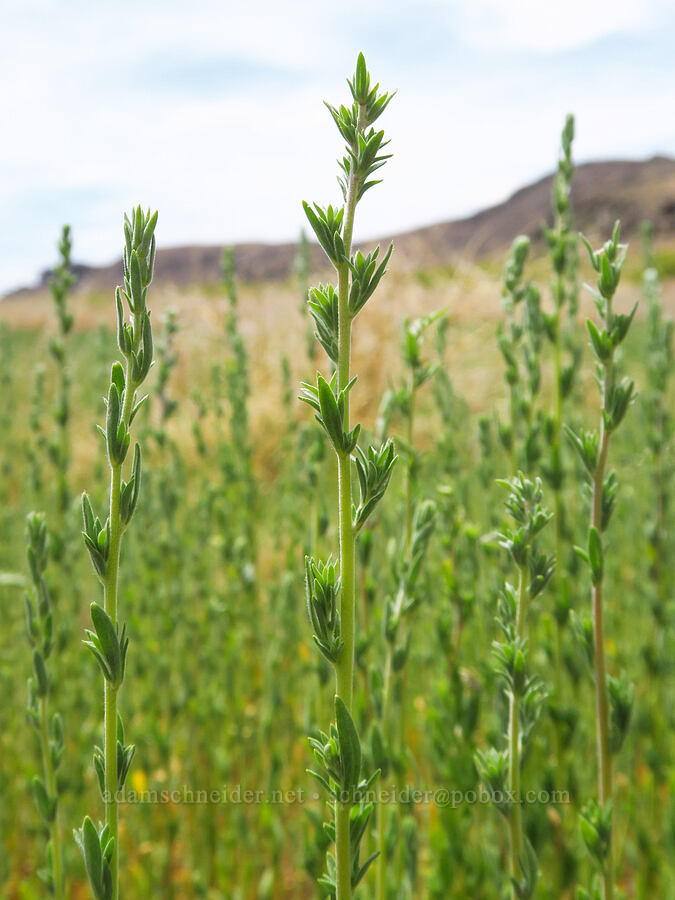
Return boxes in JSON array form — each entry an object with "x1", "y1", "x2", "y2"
[
  {"x1": 336, "y1": 444, "x2": 356, "y2": 716},
  {"x1": 334, "y1": 103, "x2": 363, "y2": 710},
  {"x1": 39, "y1": 697, "x2": 63, "y2": 900},
  {"x1": 552, "y1": 319, "x2": 564, "y2": 554},
  {"x1": 404, "y1": 384, "x2": 415, "y2": 554},
  {"x1": 509, "y1": 383, "x2": 518, "y2": 475},
  {"x1": 104, "y1": 462, "x2": 122, "y2": 899},
  {"x1": 333, "y1": 102, "x2": 365, "y2": 900},
  {"x1": 56, "y1": 356, "x2": 69, "y2": 515},
  {"x1": 335, "y1": 450, "x2": 355, "y2": 899},
  {"x1": 103, "y1": 363, "x2": 136, "y2": 900},
  {"x1": 336, "y1": 799, "x2": 352, "y2": 900},
  {"x1": 377, "y1": 365, "x2": 421, "y2": 896},
  {"x1": 394, "y1": 379, "x2": 416, "y2": 885},
  {"x1": 552, "y1": 293, "x2": 565, "y2": 680},
  {"x1": 376, "y1": 643, "x2": 394, "y2": 900},
  {"x1": 591, "y1": 368, "x2": 614, "y2": 900},
  {"x1": 509, "y1": 565, "x2": 527, "y2": 897},
  {"x1": 552, "y1": 302, "x2": 564, "y2": 437},
  {"x1": 553, "y1": 605, "x2": 564, "y2": 770},
  {"x1": 652, "y1": 434, "x2": 667, "y2": 620},
  {"x1": 550, "y1": 281, "x2": 571, "y2": 797}
]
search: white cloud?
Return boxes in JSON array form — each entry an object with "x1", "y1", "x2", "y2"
[{"x1": 451, "y1": 0, "x2": 661, "y2": 52}]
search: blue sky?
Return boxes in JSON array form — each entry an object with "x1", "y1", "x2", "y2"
[{"x1": 1, "y1": 0, "x2": 674, "y2": 293}]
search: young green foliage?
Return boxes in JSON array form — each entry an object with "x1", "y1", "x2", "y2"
[
  {"x1": 476, "y1": 475, "x2": 554, "y2": 900},
  {"x1": 497, "y1": 237, "x2": 545, "y2": 474},
  {"x1": 77, "y1": 207, "x2": 157, "y2": 900},
  {"x1": 154, "y1": 309, "x2": 179, "y2": 431},
  {"x1": 568, "y1": 221, "x2": 636, "y2": 900},
  {"x1": 641, "y1": 222, "x2": 673, "y2": 649},
  {"x1": 47, "y1": 225, "x2": 76, "y2": 526},
  {"x1": 24, "y1": 513, "x2": 65, "y2": 899},
  {"x1": 300, "y1": 53, "x2": 395, "y2": 899},
  {"x1": 540, "y1": 117, "x2": 581, "y2": 736},
  {"x1": 219, "y1": 246, "x2": 258, "y2": 586},
  {"x1": 296, "y1": 229, "x2": 317, "y2": 361},
  {"x1": 374, "y1": 311, "x2": 441, "y2": 899}
]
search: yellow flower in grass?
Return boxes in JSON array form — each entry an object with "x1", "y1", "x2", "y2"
[{"x1": 131, "y1": 769, "x2": 147, "y2": 794}]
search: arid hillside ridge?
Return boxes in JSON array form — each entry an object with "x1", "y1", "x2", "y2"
[{"x1": 6, "y1": 155, "x2": 675, "y2": 299}]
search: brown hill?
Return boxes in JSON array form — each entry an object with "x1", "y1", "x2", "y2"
[
  {"x1": 6, "y1": 155, "x2": 675, "y2": 298},
  {"x1": 388, "y1": 155, "x2": 675, "y2": 267}
]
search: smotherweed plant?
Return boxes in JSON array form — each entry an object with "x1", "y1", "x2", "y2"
[
  {"x1": 566, "y1": 222, "x2": 636, "y2": 900},
  {"x1": 543, "y1": 116, "x2": 579, "y2": 472},
  {"x1": 296, "y1": 229, "x2": 317, "y2": 362},
  {"x1": 497, "y1": 236, "x2": 544, "y2": 475},
  {"x1": 637, "y1": 223, "x2": 673, "y2": 878},
  {"x1": 641, "y1": 222, "x2": 673, "y2": 642},
  {"x1": 47, "y1": 225, "x2": 76, "y2": 530},
  {"x1": 24, "y1": 228, "x2": 75, "y2": 515},
  {"x1": 24, "y1": 513, "x2": 65, "y2": 898},
  {"x1": 220, "y1": 247, "x2": 257, "y2": 588},
  {"x1": 432, "y1": 317, "x2": 471, "y2": 486},
  {"x1": 300, "y1": 53, "x2": 396, "y2": 898},
  {"x1": 541, "y1": 116, "x2": 581, "y2": 715},
  {"x1": 75, "y1": 207, "x2": 157, "y2": 900},
  {"x1": 26, "y1": 363, "x2": 47, "y2": 499},
  {"x1": 373, "y1": 313, "x2": 440, "y2": 899},
  {"x1": 476, "y1": 474, "x2": 554, "y2": 900},
  {"x1": 375, "y1": 498, "x2": 435, "y2": 898},
  {"x1": 153, "y1": 309, "x2": 179, "y2": 433}
]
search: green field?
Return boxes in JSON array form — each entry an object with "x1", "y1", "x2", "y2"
[
  {"x1": 1, "y1": 54, "x2": 674, "y2": 900},
  {"x1": 1, "y1": 231, "x2": 673, "y2": 899}
]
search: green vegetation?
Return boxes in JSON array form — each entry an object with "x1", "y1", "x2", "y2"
[
  {"x1": 571, "y1": 223, "x2": 636, "y2": 900},
  {"x1": 0, "y1": 69, "x2": 673, "y2": 900},
  {"x1": 476, "y1": 475, "x2": 554, "y2": 900},
  {"x1": 75, "y1": 208, "x2": 157, "y2": 900},
  {"x1": 24, "y1": 513, "x2": 66, "y2": 899},
  {"x1": 301, "y1": 53, "x2": 396, "y2": 899}
]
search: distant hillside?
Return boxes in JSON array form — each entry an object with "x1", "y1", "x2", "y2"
[
  {"x1": 6, "y1": 156, "x2": 675, "y2": 299},
  {"x1": 388, "y1": 155, "x2": 675, "y2": 267}
]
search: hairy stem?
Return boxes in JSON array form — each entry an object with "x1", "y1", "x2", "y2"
[
  {"x1": 394, "y1": 376, "x2": 416, "y2": 885},
  {"x1": 509, "y1": 382, "x2": 518, "y2": 475},
  {"x1": 551, "y1": 311, "x2": 567, "y2": 775},
  {"x1": 103, "y1": 363, "x2": 136, "y2": 900},
  {"x1": 336, "y1": 450, "x2": 355, "y2": 709},
  {"x1": 39, "y1": 697, "x2": 63, "y2": 900},
  {"x1": 334, "y1": 102, "x2": 364, "y2": 710},
  {"x1": 104, "y1": 460, "x2": 122, "y2": 898},
  {"x1": 591, "y1": 366, "x2": 614, "y2": 900},
  {"x1": 509, "y1": 564, "x2": 528, "y2": 896},
  {"x1": 336, "y1": 800, "x2": 352, "y2": 900},
  {"x1": 404, "y1": 383, "x2": 415, "y2": 554},
  {"x1": 376, "y1": 644, "x2": 394, "y2": 900},
  {"x1": 333, "y1": 102, "x2": 365, "y2": 900},
  {"x1": 335, "y1": 462, "x2": 354, "y2": 897}
]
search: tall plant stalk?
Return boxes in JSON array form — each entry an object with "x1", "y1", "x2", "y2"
[
  {"x1": 639, "y1": 222, "x2": 673, "y2": 883},
  {"x1": 476, "y1": 475, "x2": 554, "y2": 900},
  {"x1": 301, "y1": 53, "x2": 395, "y2": 899},
  {"x1": 542, "y1": 116, "x2": 580, "y2": 706},
  {"x1": 568, "y1": 222, "x2": 635, "y2": 900},
  {"x1": 507, "y1": 565, "x2": 526, "y2": 882},
  {"x1": 374, "y1": 313, "x2": 440, "y2": 898},
  {"x1": 48, "y1": 225, "x2": 75, "y2": 531},
  {"x1": 75, "y1": 207, "x2": 157, "y2": 900},
  {"x1": 641, "y1": 222, "x2": 673, "y2": 638},
  {"x1": 296, "y1": 228, "x2": 317, "y2": 363},
  {"x1": 497, "y1": 237, "x2": 544, "y2": 476},
  {"x1": 24, "y1": 513, "x2": 65, "y2": 899},
  {"x1": 375, "y1": 495, "x2": 435, "y2": 898}
]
